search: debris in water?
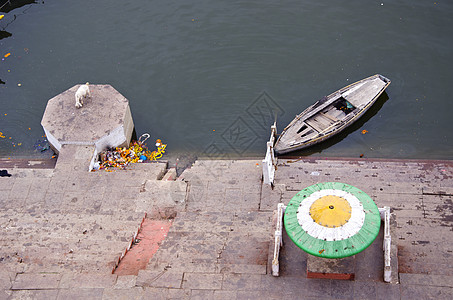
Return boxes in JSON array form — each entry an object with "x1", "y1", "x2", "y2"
[{"x1": 33, "y1": 139, "x2": 50, "y2": 152}]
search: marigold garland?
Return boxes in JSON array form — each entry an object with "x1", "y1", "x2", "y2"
[{"x1": 95, "y1": 139, "x2": 166, "y2": 171}]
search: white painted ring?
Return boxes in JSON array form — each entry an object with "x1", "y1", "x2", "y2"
[{"x1": 296, "y1": 189, "x2": 365, "y2": 241}]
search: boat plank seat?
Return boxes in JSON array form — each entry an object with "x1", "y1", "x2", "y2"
[
  {"x1": 328, "y1": 109, "x2": 346, "y2": 120},
  {"x1": 320, "y1": 112, "x2": 338, "y2": 122},
  {"x1": 305, "y1": 113, "x2": 336, "y2": 132}
]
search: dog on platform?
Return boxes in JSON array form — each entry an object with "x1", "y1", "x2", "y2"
[{"x1": 75, "y1": 82, "x2": 91, "y2": 108}]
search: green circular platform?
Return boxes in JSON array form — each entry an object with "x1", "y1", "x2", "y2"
[{"x1": 284, "y1": 182, "x2": 381, "y2": 259}]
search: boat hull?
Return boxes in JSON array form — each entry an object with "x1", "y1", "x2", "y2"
[{"x1": 274, "y1": 74, "x2": 391, "y2": 155}]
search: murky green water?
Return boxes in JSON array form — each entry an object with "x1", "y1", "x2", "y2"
[{"x1": 1, "y1": 0, "x2": 452, "y2": 160}]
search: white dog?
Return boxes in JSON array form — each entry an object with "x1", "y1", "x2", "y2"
[{"x1": 75, "y1": 82, "x2": 91, "y2": 108}]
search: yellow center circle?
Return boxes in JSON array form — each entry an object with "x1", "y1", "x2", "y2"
[{"x1": 309, "y1": 195, "x2": 352, "y2": 228}]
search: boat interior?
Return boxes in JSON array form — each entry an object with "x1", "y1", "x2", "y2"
[{"x1": 304, "y1": 97, "x2": 355, "y2": 133}]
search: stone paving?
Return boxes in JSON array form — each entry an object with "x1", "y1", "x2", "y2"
[{"x1": 1, "y1": 154, "x2": 453, "y2": 299}]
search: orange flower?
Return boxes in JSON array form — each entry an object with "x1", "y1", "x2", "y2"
[{"x1": 361, "y1": 130, "x2": 368, "y2": 134}]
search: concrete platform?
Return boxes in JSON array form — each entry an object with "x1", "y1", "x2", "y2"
[
  {"x1": 41, "y1": 84, "x2": 134, "y2": 154},
  {"x1": 0, "y1": 156, "x2": 452, "y2": 299}
]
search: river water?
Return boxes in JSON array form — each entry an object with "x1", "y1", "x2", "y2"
[{"x1": 1, "y1": 0, "x2": 452, "y2": 160}]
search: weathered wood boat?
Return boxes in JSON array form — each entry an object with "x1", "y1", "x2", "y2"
[{"x1": 274, "y1": 74, "x2": 391, "y2": 155}]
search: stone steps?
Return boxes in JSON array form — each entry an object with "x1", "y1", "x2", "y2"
[
  {"x1": 0, "y1": 207, "x2": 145, "y2": 275},
  {"x1": 142, "y1": 209, "x2": 273, "y2": 282},
  {"x1": 2, "y1": 157, "x2": 452, "y2": 297}
]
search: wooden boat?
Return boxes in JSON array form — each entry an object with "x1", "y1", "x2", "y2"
[{"x1": 274, "y1": 74, "x2": 391, "y2": 155}]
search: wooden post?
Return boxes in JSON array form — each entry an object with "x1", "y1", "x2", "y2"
[
  {"x1": 262, "y1": 123, "x2": 277, "y2": 186},
  {"x1": 272, "y1": 203, "x2": 285, "y2": 276},
  {"x1": 379, "y1": 206, "x2": 393, "y2": 283}
]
